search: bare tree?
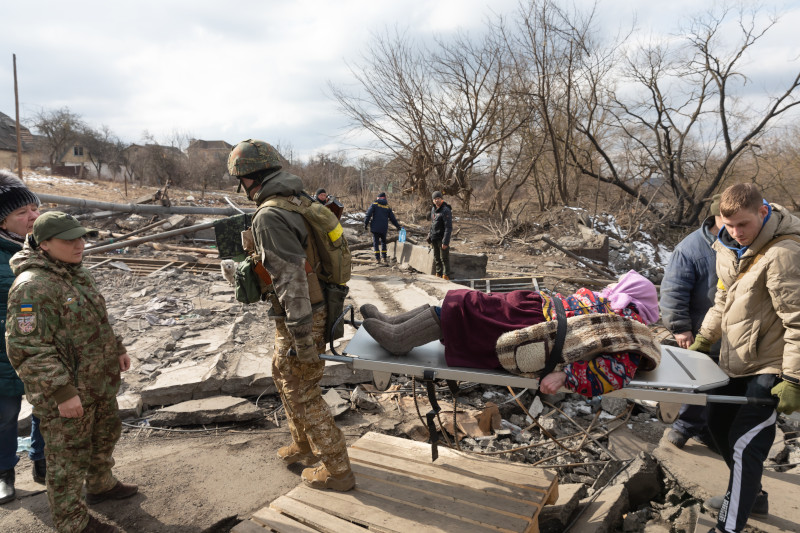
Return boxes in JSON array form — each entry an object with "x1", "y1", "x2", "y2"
[
  {"x1": 31, "y1": 107, "x2": 85, "y2": 167},
  {"x1": 331, "y1": 27, "x2": 525, "y2": 211},
  {"x1": 569, "y1": 5, "x2": 800, "y2": 225},
  {"x1": 79, "y1": 124, "x2": 121, "y2": 179}
]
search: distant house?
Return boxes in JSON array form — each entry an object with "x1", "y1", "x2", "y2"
[
  {"x1": 187, "y1": 139, "x2": 233, "y2": 163},
  {"x1": 122, "y1": 143, "x2": 189, "y2": 185},
  {"x1": 0, "y1": 110, "x2": 35, "y2": 170}
]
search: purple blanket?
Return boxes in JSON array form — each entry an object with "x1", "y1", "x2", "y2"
[{"x1": 440, "y1": 289, "x2": 545, "y2": 368}]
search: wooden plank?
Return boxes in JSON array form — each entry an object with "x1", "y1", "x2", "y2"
[
  {"x1": 351, "y1": 461, "x2": 534, "y2": 531},
  {"x1": 348, "y1": 447, "x2": 541, "y2": 504},
  {"x1": 87, "y1": 258, "x2": 113, "y2": 270},
  {"x1": 252, "y1": 505, "x2": 330, "y2": 533},
  {"x1": 231, "y1": 519, "x2": 270, "y2": 532},
  {"x1": 353, "y1": 432, "x2": 556, "y2": 492},
  {"x1": 265, "y1": 497, "x2": 374, "y2": 533},
  {"x1": 278, "y1": 485, "x2": 503, "y2": 533}
]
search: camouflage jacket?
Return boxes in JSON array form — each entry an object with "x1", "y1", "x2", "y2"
[
  {"x1": 250, "y1": 170, "x2": 317, "y2": 337},
  {"x1": 5, "y1": 242, "x2": 125, "y2": 415}
]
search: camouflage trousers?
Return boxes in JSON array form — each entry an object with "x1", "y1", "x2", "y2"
[
  {"x1": 38, "y1": 397, "x2": 121, "y2": 533},
  {"x1": 273, "y1": 308, "x2": 350, "y2": 476}
]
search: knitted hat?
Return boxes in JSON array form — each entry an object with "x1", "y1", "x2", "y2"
[
  {"x1": 315, "y1": 188, "x2": 326, "y2": 196},
  {"x1": 0, "y1": 170, "x2": 40, "y2": 224},
  {"x1": 33, "y1": 211, "x2": 89, "y2": 243},
  {"x1": 432, "y1": 191, "x2": 443, "y2": 199},
  {"x1": 709, "y1": 194, "x2": 721, "y2": 216},
  {"x1": 377, "y1": 192, "x2": 387, "y2": 199}
]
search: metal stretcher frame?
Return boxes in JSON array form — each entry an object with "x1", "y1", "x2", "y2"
[{"x1": 322, "y1": 310, "x2": 744, "y2": 407}]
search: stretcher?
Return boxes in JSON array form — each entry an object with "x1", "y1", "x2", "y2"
[{"x1": 321, "y1": 307, "x2": 772, "y2": 408}]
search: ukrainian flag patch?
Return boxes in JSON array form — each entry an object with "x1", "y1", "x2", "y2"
[{"x1": 20, "y1": 303, "x2": 33, "y2": 313}]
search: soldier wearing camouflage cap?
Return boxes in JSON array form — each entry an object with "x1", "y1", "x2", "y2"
[
  {"x1": 6, "y1": 211, "x2": 137, "y2": 533},
  {"x1": 228, "y1": 140, "x2": 355, "y2": 491}
]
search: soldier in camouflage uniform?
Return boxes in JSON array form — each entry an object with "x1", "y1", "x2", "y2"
[
  {"x1": 6, "y1": 212, "x2": 137, "y2": 533},
  {"x1": 228, "y1": 139, "x2": 355, "y2": 492}
]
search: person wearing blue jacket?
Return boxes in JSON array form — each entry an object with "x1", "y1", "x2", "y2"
[
  {"x1": 660, "y1": 194, "x2": 722, "y2": 450},
  {"x1": 0, "y1": 171, "x2": 46, "y2": 505},
  {"x1": 364, "y1": 192, "x2": 401, "y2": 264}
]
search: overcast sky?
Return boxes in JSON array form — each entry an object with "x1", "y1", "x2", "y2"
[{"x1": 2, "y1": 0, "x2": 799, "y2": 161}]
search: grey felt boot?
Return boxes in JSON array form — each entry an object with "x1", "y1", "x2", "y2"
[
  {"x1": 362, "y1": 307, "x2": 441, "y2": 355},
  {"x1": 359, "y1": 303, "x2": 431, "y2": 324}
]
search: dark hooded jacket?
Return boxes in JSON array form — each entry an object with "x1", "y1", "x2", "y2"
[
  {"x1": 659, "y1": 216, "x2": 720, "y2": 355},
  {"x1": 429, "y1": 201, "x2": 452, "y2": 245},
  {"x1": 364, "y1": 198, "x2": 400, "y2": 235}
]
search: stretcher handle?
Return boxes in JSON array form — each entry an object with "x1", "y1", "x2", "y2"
[
  {"x1": 328, "y1": 304, "x2": 360, "y2": 356},
  {"x1": 705, "y1": 395, "x2": 778, "y2": 406}
]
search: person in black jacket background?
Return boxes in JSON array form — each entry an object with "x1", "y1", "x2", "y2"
[
  {"x1": 428, "y1": 191, "x2": 452, "y2": 279},
  {"x1": 364, "y1": 192, "x2": 401, "y2": 264}
]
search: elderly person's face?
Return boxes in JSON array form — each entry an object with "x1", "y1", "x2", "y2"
[
  {"x1": 40, "y1": 236, "x2": 85, "y2": 264},
  {"x1": 1, "y1": 203, "x2": 40, "y2": 235}
]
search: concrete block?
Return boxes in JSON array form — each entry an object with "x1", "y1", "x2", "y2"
[
  {"x1": 391, "y1": 242, "x2": 487, "y2": 279},
  {"x1": 320, "y1": 361, "x2": 373, "y2": 387},
  {"x1": 539, "y1": 483, "x2": 587, "y2": 533},
  {"x1": 117, "y1": 392, "x2": 143, "y2": 420},
  {"x1": 570, "y1": 484, "x2": 628, "y2": 533},
  {"x1": 148, "y1": 396, "x2": 265, "y2": 427}
]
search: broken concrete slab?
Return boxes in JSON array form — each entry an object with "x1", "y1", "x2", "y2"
[
  {"x1": 148, "y1": 395, "x2": 266, "y2": 427},
  {"x1": 117, "y1": 392, "x2": 143, "y2": 420},
  {"x1": 607, "y1": 425, "x2": 656, "y2": 459},
  {"x1": 140, "y1": 354, "x2": 223, "y2": 407},
  {"x1": 323, "y1": 388, "x2": 349, "y2": 417},
  {"x1": 611, "y1": 452, "x2": 661, "y2": 508},
  {"x1": 319, "y1": 361, "x2": 373, "y2": 388},
  {"x1": 539, "y1": 483, "x2": 587, "y2": 533},
  {"x1": 221, "y1": 351, "x2": 276, "y2": 397},
  {"x1": 570, "y1": 484, "x2": 628, "y2": 533}
]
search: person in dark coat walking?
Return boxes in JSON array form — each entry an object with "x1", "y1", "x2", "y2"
[
  {"x1": 660, "y1": 194, "x2": 722, "y2": 450},
  {"x1": 428, "y1": 191, "x2": 452, "y2": 279},
  {"x1": 364, "y1": 192, "x2": 401, "y2": 263}
]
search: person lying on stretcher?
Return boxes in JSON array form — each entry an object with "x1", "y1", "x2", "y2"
[{"x1": 361, "y1": 270, "x2": 661, "y2": 399}]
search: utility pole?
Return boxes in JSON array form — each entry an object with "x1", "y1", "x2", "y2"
[{"x1": 13, "y1": 54, "x2": 23, "y2": 180}]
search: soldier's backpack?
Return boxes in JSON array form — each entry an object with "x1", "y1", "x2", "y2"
[
  {"x1": 257, "y1": 194, "x2": 352, "y2": 341},
  {"x1": 259, "y1": 194, "x2": 351, "y2": 286}
]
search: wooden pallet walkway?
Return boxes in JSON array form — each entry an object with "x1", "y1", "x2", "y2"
[{"x1": 234, "y1": 432, "x2": 558, "y2": 533}]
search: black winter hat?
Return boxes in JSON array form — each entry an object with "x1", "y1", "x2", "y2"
[
  {"x1": 431, "y1": 191, "x2": 443, "y2": 199},
  {"x1": 378, "y1": 192, "x2": 387, "y2": 199},
  {"x1": 0, "y1": 170, "x2": 40, "y2": 224},
  {"x1": 315, "y1": 188, "x2": 326, "y2": 196}
]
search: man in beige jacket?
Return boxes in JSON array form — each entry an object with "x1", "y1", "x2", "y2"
[{"x1": 690, "y1": 183, "x2": 800, "y2": 533}]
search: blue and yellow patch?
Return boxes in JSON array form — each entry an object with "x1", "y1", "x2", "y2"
[{"x1": 20, "y1": 303, "x2": 33, "y2": 313}]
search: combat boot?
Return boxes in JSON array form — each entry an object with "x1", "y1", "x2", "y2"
[
  {"x1": 362, "y1": 307, "x2": 441, "y2": 356},
  {"x1": 442, "y1": 275, "x2": 450, "y2": 280},
  {"x1": 80, "y1": 515, "x2": 119, "y2": 533},
  {"x1": 301, "y1": 465, "x2": 355, "y2": 491},
  {"x1": 277, "y1": 442, "x2": 319, "y2": 466},
  {"x1": 0, "y1": 469, "x2": 14, "y2": 505},
  {"x1": 32, "y1": 458, "x2": 46, "y2": 484},
  {"x1": 86, "y1": 481, "x2": 139, "y2": 505},
  {"x1": 359, "y1": 303, "x2": 431, "y2": 324}
]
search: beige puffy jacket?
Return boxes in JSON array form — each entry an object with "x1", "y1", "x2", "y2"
[{"x1": 699, "y1": 204, "x2": 800, "y2": 382}]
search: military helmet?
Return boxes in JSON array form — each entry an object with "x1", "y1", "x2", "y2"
[{"x1": 227, "y1": 139, "x2": 283, "y2": 178}]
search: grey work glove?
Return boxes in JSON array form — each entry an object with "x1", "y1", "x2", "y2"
[{"x1": 291, "y1": 334, "x2": 320, "y2": 364}]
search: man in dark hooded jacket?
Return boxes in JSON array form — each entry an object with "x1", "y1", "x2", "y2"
[
  {"x1": 364, "y1": 192, "x2": 401, "y2": 264},
  {"x1": 429, "y1": 191, "x2": 452, "y2": 279}
]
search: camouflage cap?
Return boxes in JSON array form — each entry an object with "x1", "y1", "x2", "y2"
[
  {"x1": 709, "y1": 194, "x2": 721, "y2": 216},
  {"x1": 227, "y1": 139, "x2": 283, "y2": 178},
  {"x1": 32, "y1": 211, "x2": 89, "y2": 243}
]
